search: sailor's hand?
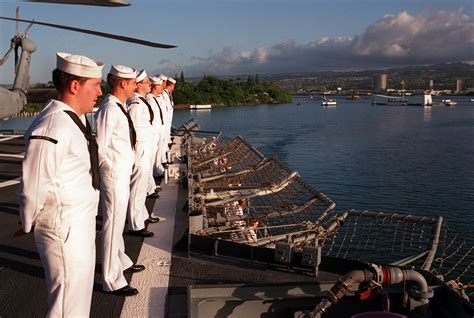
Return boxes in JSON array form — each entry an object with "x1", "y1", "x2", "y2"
[{"x1": 13, "y1": 228, "x2": 29, "y2": 237}]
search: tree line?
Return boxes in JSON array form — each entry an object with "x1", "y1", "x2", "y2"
[
  {"x1": 173, "y1": 75, "x2": 292, "y2": 106},
  {"x1": 24, "y1": 74, "x2": 292, "y2": 112}
]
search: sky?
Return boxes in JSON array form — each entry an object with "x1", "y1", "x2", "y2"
[{"x1": 0, "y1": 0, "x2": 473, "y2": 84}]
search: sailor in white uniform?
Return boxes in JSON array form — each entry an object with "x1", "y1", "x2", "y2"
[
  {"x1": 154, "y1": 74, "x2": 169, "y2": 172},
  {"x1": 95, "y1": 65, "x2": 144, "y2": 297},
  {"x1": 18, "y1": 52, "x2": 103, "y2": 317},
  {"x1": 162, "y1": 77, "x2": 176, "y2": 147},
  {"x1": 126, "y1": 70, "x2": 161, "y2": 234},
  {"x1": 145, "y1": 76, "x2": 166, "y2": 192}
]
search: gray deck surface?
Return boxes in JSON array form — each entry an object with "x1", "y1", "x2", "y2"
[
  {"x1": 0, "y1": 136, "x2": 343, "y2": 318},
  {"x1": 0, "y1": 136, "x2": 146, "y2": 317}
]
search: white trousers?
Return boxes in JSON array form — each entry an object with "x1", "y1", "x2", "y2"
[
  {"x1": 147, "y1": 140, "x2": 158, "y2": 194},
  {"x1": 100, "y1": 163, "x2": 134, "y2": 291},
  {"x1": 153, "y1": 131, "x2": 167, "y2": 176},
  {"x1": 128, "y1": 142, "x2": 153, "y2": 231},
  {"x1": 160, "y1": 132, "x2": 169, "y2": 163},
  {"x1": 35, "y1": 215, "x2": 96, "y2": 317}
]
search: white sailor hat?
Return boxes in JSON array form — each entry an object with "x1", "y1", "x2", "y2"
[
  {"x1": 56, "y1": 52, "x2": 104, "y2": 79},
  {"x1": 136, "y1": 69, "x2": 148, "y2": 83},
  {"x1": 167, "y1": 77, "x2": 176, "y2": 84},
  {"x1": 158, "y1": 74, "x2": 168, "y2": 81},
  {"x1": 150, "y1": 76, "x2": 163, "y2": 85},
  {"x1": 109, "y1": 65, "x2": 136, "y2": 79}
]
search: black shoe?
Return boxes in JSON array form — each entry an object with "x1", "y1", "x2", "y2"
[
  {"x1": 147, "y1": 192, "x2": 160, "y2": 198},
  {"x1": 145, "y1": 216, "x2": 160, "y2": 223},
  {"x1": 107, "y1": 285, "x2": 138, "y2": 296},
  {"x1": 146, "y1": 216, "x2": 166, "y2": 223},
  {"x1": 128, "y1": 229, "x2": 154, "y2": 237},
  {"x1": 124, "y1": 264, "x2": 145, "y2": 273}
]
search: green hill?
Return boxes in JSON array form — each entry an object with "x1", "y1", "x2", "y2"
[{"x1": 173, "y1": 75, "x2": 292, "y2": 106}]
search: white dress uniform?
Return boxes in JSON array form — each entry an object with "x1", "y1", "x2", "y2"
[
  {"x1": 95, "y1": 93, "x2": 134, "y2": 292},
  {"x1": 19, "y1": 100, "x2": 99, "y2": 317},
  {"x1": 158, "y1": 89, "x2": 174, "y2": 167},
  {"x1": 145, "y1": 91, "x2": 165, "y2": 187},
  {"x1": 126, "y1": 92, "x2": 155, "y2": 231},
  {"x1": 162, "y1": 88, "x2": 174, "y2": 145}
]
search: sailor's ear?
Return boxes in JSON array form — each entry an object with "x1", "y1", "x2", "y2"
[
  {"x1": 120, "y1": 78, "x2": 130, "y2": 89},
  {"x1": 69, "y1": 79, "x2": 81, "y2": 95}
]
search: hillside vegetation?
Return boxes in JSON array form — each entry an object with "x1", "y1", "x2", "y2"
[{"x1": 173, "y1": 75, "x2": 292, "y2": 106}]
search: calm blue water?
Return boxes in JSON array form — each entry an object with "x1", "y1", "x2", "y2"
[
  {"x1": 2, "y1": 97, "x2": 473, "y2": 233},
  {"x1": 173, "y1": 96, "x2": 474, "y2": 233}
]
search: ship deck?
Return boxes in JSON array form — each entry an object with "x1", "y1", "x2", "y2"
[
  {"x1": 1, "y1": 135, "x2": 471, "y2": 318},
  {"x1": 0, "y1": 136, "x2": 341, "y2": 317}
]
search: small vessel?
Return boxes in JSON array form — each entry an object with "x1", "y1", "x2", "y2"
[
  {"x1": 190, "y1": 104, "x2": 212, "y2": 110},
  {"x1": 346, "y1": 95, "x2": 361, "y2": 100},
  {"x1": 442, "y1": 99, "x2": 457, "y2": 106},
  {"x1": 372, "y1": 94, "x2": 432, "y2": 106},
  {"x1": 321, "y1": 97, "x2": 337, "y2": 106}
]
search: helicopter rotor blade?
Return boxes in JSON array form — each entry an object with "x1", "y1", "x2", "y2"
[
  {"x1": 14, "y1": 46, "x2": 19, "y2": 74},
  {"x1": 0, "y1": 46, "x2": 14, "y2": 66},
  {"x1": 22, "y1": 0, "x2": 130, "y2": 7},
  {"x1": 0, "y1": 16, "x2": 177, "y2": 49},
  {"x1": 15, "y1": 7, "x2": 19, "y2": 36},
  {"x1": 23, "y1": 21, "x2": 34, "y2": 36}
]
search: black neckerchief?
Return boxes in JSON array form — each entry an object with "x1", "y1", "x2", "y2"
[
  {"x1": 164, "y1": 90, "x2": 174, "y2": 107},
  {"x1": 138, "y1": 96, "x2": 154, "y2": 125},
  {"x1": 63, "y1": 110, "x2": 100, "y2": 190},
  {"x1": 115, "y1": 102, "x2": 137, "y2": 149},
  {"x1": 152, "y1": 96, "x2": 164, "y2": 125}
]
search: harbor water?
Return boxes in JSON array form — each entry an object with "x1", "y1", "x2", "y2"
[
  {"x1": 2, "y1": 97, "x2": 473, "y2": 234},
  {"x1": 174, "y1": 96, "x2": 474, "y2": 235}
]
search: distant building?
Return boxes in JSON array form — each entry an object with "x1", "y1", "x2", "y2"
[
  {"x1": 429, "y1": 80, "x2": 433, "y2": 90},
  {"x1": 373, "y1": 74, "x2": 387, "y2": 91},
  {"x1": 456, "y1": 79, "x2": 464, "y2": 93}
]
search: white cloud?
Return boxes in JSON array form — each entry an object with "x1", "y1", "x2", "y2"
[{"x1": 157, "y1": 8, "x2": 474, "y2": 76}]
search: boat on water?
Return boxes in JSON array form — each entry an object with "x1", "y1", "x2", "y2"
[
  {"x1": 372, "y1": 94, "x2": 433, "y2": 106},
  {"x1": 442, "y1": 99, "x2": 457, "y2": 106},
  {"x1": 190, "y1": 104, "x2": 212, "y2": 110},
  {"x1": 321, "y1": 97, "x2": 337, "y2": 106},
  {"x1": 346, "y1": 95, "x2": 362, "y2": 100}
]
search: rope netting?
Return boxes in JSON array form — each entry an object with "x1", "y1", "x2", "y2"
[
  {"x1": 184, "y1": 128, "x2": 473, "y2": 298},
  {"x1": 433, "y1": 223, "x2": 474, "y2": 300},
  {"x1": 191, "y1": 136, "x2": 265, "y2": 176},
  {"x1": 188, "y1": 132, "x2": 335, "y2": 245},
  {"x1": 316, "y1": 210, "x2": 473, "y2": 300}
]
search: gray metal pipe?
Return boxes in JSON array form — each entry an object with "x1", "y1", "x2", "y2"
[{"x1": 309, "y1": 265, "x2": 430, "y2": 318}]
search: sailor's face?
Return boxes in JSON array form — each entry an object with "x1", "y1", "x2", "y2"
[
  {"x1": 124, "y1": 78, "x2": 137, "y2": 98},
  {"x1": 139, "y1": 77, "x2": 151, "y2": 94},
  {"x1": 78, "y1": 78, "x2": 102, "y2": 113}
]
